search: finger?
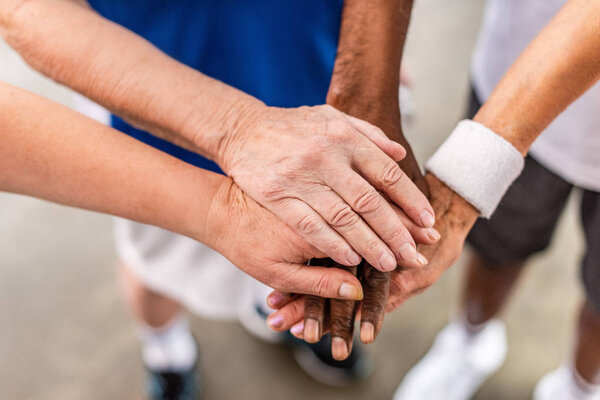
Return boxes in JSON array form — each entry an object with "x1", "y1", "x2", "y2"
[
  {"x1": 391, "y1": 203, "x2": 440, "y2": 247},
  {"x1": 268, "y1": 263, "x2": 363, "y2": 300},
  {"x1": 269, "y1": 198, "x2": 361, "y2": 267},
  {"x1": 303, "y1": 258, "x2": 332, "y2": 343},
  {"x1": 351, "y1": 141, "x2": 436, "y2": 229},
  {"x1": 267, "y1": 296, "x2": 305, "y2": 332},
  {"x1": 290, "y1": 321, "x2": 305, "y2": 339},
  {"x1": 300, "y1": 184, "x2": 404, "y2": 272},
  {"x1": 321, "y1": 168, "x2": 421, "y2": 270},
  {"x1": 343, "y1": 114, "x2": 406, "y2": 162},
  {"x1": 329, "y1": 297, "x2": 358, "y2": 361},
  {"x1": 303, "y1": 295, "x2": 327, "y2": 343},
  {"x1": 359, "y1": 265, "x2": 391, "y2": 344},
  {"x1": 327, "y1": 262, "x2": 358, "y2": 361},
  {"x1": 266, "y1": 291, "x2": 297, "y2": 310}
]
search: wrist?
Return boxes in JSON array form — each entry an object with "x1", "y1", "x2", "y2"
[
  {"x1": 425, "y1": 120, "x2": 525, "y2": 218},
  {"x1": 185, "y1": 87, "x2": 267, "y2": 170},
  {"x1": 425, "y1": 173, "x2": 478, "y2": 231},
  {"x1": 328, "y1": 93, "x2": 402, "y2": 138},
  {"x1": 170, "y1": 169, "x2": 231, "y2": 250},
  {"x1": 327, "y1": 84, "x2": 399, "y2": 118},
  {"x1": 195, "y1": 175, "x2": 238, "y2": 253}
]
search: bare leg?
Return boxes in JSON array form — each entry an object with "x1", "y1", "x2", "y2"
[
  {"x1": 574, "y1": 300, "x2": 600, "y2": 385},
  {"x1": 118, "y1": 261, "x2": 197, "y2": 372},
  {"x1": 118, "y1": 261, "x2": 182, "y2": 327},
  {"x1": 461, "y1": 251, "x2": 526, "y2": 328}
]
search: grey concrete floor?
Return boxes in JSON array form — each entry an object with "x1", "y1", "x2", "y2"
[{"x1": 0, "y1": 1, "x2": 588, "y2": 399}]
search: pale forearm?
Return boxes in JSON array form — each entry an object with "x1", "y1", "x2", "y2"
[
  {"x1": 0, "y1": 0, "x2": 263, "y2": 162},
  {"x1": 474, "y1": 0, "x2": 600, "y2": 154},
  {"x1": 0, "y1": 0, "x2": 437, "y2": 270},
  {"x1": 0, "y1": 81, "x2": 224, "y2": 245}
]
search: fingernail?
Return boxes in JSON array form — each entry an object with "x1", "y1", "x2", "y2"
[
  {"x1": 291, "y1": 321, "x2": 304, "y2": 337},
  {"x1": 420, "y1": 210, "x2": 435, "y2": 228},
  {"x1": 378, "y1": 251, "x2": 397, "y2": 272},
  {"x1": 416, "y1": 252, "x2": 428, "y2": 266},
  {"x1": 346, "y1": 250, "x2": 362, "y2": 266},
  {"x1": 338, "y1": 283, "x2": 363, "y2": 300},
  {"x1": 360, "y1": 322, "x2": 375, "y2": 344},
  {"x1": 267, "y1": 314, "x2": 284, "y2": 330},
  {"x1": 267, "y1": 292, "x2": 285, "y2": 308},
  {"x1": 304, "y1": 319, "x2": 320, "y2": 343},
  {"x1": 398, "y1": 243, "x2": 417, "y2": 263},
  {"x1": 428, "y1": 228, "x2": 441, "y2": 241},
  {"x1": 332, "y1": 337, "x2": 349, "y2": 361}
]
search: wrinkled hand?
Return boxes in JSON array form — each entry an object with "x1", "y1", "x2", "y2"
[
  {"x1": 264, "y1": 174, "x2": 478, "y2": 357},
  {"x1": 264, "y1": 204, "x2": 439, "y2": 360},
  {"x1": 217, "y1": 104, "x2": 435, "y2": 272},
  {"x1": 207, "y1": 177, "x2": 364, "y2": 302},
  {"x1": 261, "y1": 96, "x2": 439, "y2": 359}
]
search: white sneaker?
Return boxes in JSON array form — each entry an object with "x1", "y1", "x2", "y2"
[
  {"x1": 393, "y1": 320, "x2": 507, "y2": 400},
  {"x1": 533, "y1": 365, "x2": 600, "y2": 400}
]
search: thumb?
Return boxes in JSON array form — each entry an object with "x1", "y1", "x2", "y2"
[{"x1": 273, "y1": 263, "x2": 363, "y2": 301}]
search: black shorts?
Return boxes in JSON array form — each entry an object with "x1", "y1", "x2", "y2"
[{"x1": 465, "y1": 86, "x2": 600, "y2": 310}]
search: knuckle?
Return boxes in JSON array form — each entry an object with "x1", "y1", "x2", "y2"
[
  {"x1": 296, "y1": 214, "x2": 322, "y2": 236},
  {"x1": 362, "y1": 300, "x2": 385, "y2": 322},
  {"x1": 384, "y1": 224, "x2": 410, "y2": 243},
  {"x1": 302, "y1": 138, "x2": 327, "y2": 162},
  {"x1": 257, "y1": 177, "x2": 287, "y2": 202},
  {"x1": 379, "y1": 162, "x2": 404, "y2": 186},
  {"x1": 352, "y1": 188, "x2": 382, "y2": 214},
  {"x1": 362, "y1": 267, "x2": 391, "y2": 289},
  {"x1": 331, "y1": 312, "x2": 355, "y2": 334},
  {"x1": 364, "y1": 237, "x2": 383, "y2": 253},
  {"x1": 328, "y1": 123, "x2": 356, "y2": 146},
  {"x1": 312, "y1": 273, "x2": 331, "y2": 297},
  {"x1": 329, "y1": 205, "x2": 360, "y2": 228},
  {"x1": 331, "y1": 319, "x2": 354, "y2": 336},
  {"x1": 305, "y1": 296, "x2": 326, "y2": 316}
]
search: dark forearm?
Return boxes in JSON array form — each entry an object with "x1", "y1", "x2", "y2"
[
  {"x1": 327, "y1": 0, "x2": 426, "y2": 193},
  {"x1": 327, "y1": 0, "x2": 414, "y2": 140}
]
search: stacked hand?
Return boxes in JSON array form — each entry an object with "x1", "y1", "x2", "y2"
[
  {"x1": 218, "y1": 103, "x2": 436, "y2": 272},
  {"x1": 265, "y1": 173, "x2": 478, "y2": 359},
  {"x1": 256, "y1": 93, "x2": 436, "y2": 359}
]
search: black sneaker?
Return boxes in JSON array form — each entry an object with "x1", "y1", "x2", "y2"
[
  {"x1": 286, "y1": 332, "x2": 373, "y2": 387},
  {"x1": 239, "y1": 303, "x2": 373, "y2": 387},
  {"x1": 145, "y1": 364, "x2": 201, "y2": 400}
]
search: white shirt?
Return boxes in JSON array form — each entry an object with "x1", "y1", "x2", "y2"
[{"x1": 472, "y1": 0, "x2": 600, "y2": 192}]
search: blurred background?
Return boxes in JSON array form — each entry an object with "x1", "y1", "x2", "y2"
[{"x1": 0, "y1": 0, "x2": 586, "y2": 399}]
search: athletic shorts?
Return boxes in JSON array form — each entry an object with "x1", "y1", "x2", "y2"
[{"x1": 465, "y1": 87, "x2": 600, "y2": 310}]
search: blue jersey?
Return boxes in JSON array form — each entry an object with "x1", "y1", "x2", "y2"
[{"x1": 88, "y1": 0, "x2": 343, "y2": 173}]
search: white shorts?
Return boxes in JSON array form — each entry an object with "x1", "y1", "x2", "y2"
[
  {"x1": 73, "y1": 94, "x2": 266, "y2": 320},
  {"x1": 114, "y1": 218, "x2": 253, "y2": 320}
]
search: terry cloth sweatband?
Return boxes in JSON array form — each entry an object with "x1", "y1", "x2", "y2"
[{"x1": 425, "y1": 119, "x2": 525, "y2": 218}]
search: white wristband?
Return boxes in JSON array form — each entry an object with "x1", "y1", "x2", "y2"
[{"x1": 425, "y1": 120, "x2": 525, "y2": 218}]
